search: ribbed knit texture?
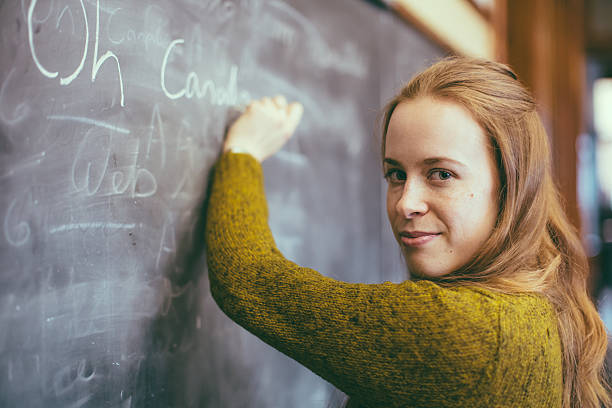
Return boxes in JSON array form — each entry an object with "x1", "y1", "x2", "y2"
[{"x1": 205, "y1": 152, "x2": 563, "y2": 408}]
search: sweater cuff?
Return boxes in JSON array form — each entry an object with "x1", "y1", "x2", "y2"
[{"x1": 216, "y1": 151, "x2": 263, "y2": 179}]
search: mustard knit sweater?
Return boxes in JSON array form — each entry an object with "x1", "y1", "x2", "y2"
[{"x1": 205, "y1": 152, "x2": 563, "y2": 408}]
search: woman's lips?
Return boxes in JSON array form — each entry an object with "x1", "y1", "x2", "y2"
[{"x1": 400, "y1": 233, "x2": 440, "y2": 247}]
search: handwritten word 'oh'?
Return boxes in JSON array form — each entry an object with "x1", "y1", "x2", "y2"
[
  {"x1": 160, "y1": 38, "x2": 248, "y2": 105},
  {"x1": 27, "y1": 0, "x2": 125, "y2": 106}
]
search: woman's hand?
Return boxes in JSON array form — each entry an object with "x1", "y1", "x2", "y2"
[{"x1": 223, "y1": 95, "x2": 303, "y2": 162}]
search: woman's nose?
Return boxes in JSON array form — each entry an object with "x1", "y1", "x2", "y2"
[{"x1": 395, "y1": 181, "x2": 428, "y2": 218}]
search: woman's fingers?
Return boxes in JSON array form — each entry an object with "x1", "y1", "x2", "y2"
[
  {"x1": 249, "y1": 95, "x2": 290, "y2": 111},
  {"x1": 273, "y1": 95, "x2": 287, "y2": 108},
  {"x1": 224, "y1": 96, "x2": 302, "y2": 162},
  {"x1": 285, "y1": 102, "x2": 304, "y2": 136}
]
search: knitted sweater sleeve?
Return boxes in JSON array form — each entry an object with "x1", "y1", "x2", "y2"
[{"x1": 205, "y1": 153, "x2": 501, "y2": 406}]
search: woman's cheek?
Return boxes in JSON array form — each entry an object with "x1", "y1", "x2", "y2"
[{"x1": 440, "y1": 194, "x2": 478, "y2": 241}]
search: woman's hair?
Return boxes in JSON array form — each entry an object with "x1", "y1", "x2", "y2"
[{"x1": 381, "y1": 56, "x2": 610, "y2": 408}]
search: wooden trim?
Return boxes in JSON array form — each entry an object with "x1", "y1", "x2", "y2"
[
  {"x1": 389, "y1": 2, "x2": 456, "y2": 56},
  {"x1": 465, "y1": 0, "x2": 492, "y2": 21},
  {"x1": 388, "y1": 0, "x2": 495, "y2": 59},
  {"x1": 492, "y1": 0, "x2": 508, "y2": 62}
]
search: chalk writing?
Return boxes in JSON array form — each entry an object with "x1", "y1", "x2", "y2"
[
  {"x1": 106, "y1": 5, "x2": 170, "y2": 50},
  {"x1": 0, "y1": 151, "x2": 45, "y2": 180},
  {"x1": 109, "y1": 139, "x2": 158, "y2": 198},
  {"x1": 266, "y1": 0, "x2": 368, "y2": 78},
  {"x1": 264, "y1": 15, "x2": 296, "y2": 47},
  {"x1": 314, "y1": 41, "x2": 367, "y2": 79},
  {"x1": 160, "y1": 38, "x2": 249, "y2": 105},
  {"x1": 145, "y1": 104, "x2": 166, "y2": 168},
  {"x1": 6, "y1": 354, "x2": 41, "y2": 385},
  {"x1": 52, "y1": 359, "x2": 96, "y2": 400},
  {"x1": 27, "y1": 0, "x2": 125, "y2": 105},
  {"x1": 171, "y1": 169, "x2": 189, "y2": 200},
  {"x1": 27, "y1": 0, "x2": 88, "y2": 85},
  {"x1": 71, "y1": 127, "x2": 157, "y2": 198},
  {"x1": 155, "y1": 215, "x2": 176, "y2": 270},
  {"x1": 92, "y1": 0, "x2": 125, "y2": 106},
  {"x1": 21, "y1": 0, "x2": 54, "y2": 24},
  {"x1": 71, "y1": 127, "x2": 111, "y2": 196},
  {"x1": 171, "y1": 119, "x2": 195, "y2": 199},
  {"x1": 159, "y1": 277, "x2": 193, "y2": 317},
  {"x1": 47, "y1": 115, "x2": 130, "y2": 134},
  {"x1": 56, "y1": 4, "x2": 75, "y2": 34},
  {"x1": 4, "y1": 195, "x2": 32, "y2": 247},
  {"x1": 201, "y1": 0, "x2": 237, "y2": 24},
  {"x1": 49, "y1": 222, "x2": 136, "y2": 234},
  {"x1": 0, "y1": 68, "x2": 30, "y2": 125}
]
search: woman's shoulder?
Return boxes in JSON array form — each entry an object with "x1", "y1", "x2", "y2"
[
  {"x1": 404, "y1": 280, "x2": 563, "y2": 403},
  {"x1": 451, "y1": 284, "x2": 559, "y2": 325},
  {"x1": 395, "y1": 279, "x2": 559, "y2": 344},
  {"x1": 405, "y1": 279, "x2": 556, "y2": 313},
  {"x1": 447, "y1": 283, "x2": 562, "y2": 381},
  {"x1": 397, "y1": 279, "x2": 551, "y2": 311}
]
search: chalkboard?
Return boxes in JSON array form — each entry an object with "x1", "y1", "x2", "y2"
[{"x1": 0, "y1": 1, "x2": 443, "y2": 406}]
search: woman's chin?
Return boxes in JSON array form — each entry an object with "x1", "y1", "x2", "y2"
[{"x1": 405, "y1": 261, "x2": 452, "y2": 279}]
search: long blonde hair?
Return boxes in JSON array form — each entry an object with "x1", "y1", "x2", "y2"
[{"x1": 381, "y1": 56, "x2": 610, "y2": 408}]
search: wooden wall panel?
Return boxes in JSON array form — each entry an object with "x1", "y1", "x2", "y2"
[{"x1": 505, "y1": 0, "x2": 585, "y2": 231}]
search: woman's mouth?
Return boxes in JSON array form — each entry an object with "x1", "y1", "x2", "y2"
[{"x1": 399, "y1": 232, "x2": 440, "y2": 247}]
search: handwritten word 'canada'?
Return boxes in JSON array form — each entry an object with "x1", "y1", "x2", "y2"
[{"x1": 160, "y1": 38, "x2": 248, "y2": 105}]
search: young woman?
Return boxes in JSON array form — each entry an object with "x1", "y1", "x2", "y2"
[{"x1": 205, "y1": 57, "x2": 610, "y2": 407}]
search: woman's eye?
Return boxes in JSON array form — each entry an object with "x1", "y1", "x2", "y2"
[
  {"x1": 430, "y1": 170, "x2": 453, "y2": 181},
  {"x1": 384, "y1": 169, "x2": 406, "y2": 183}
]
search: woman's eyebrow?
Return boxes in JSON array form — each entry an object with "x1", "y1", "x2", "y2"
[
  {"x1": 384, "y1": 157, "x2": 467, "y2": 168},
  {"x1": 422, "y1": 157, "x2": 467, "y2": 168},
  {"x1": 383, "y1": 158, "x2": 402, "y2": 166}
]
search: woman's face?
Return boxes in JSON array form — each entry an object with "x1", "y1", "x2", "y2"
[{"x1": 384, "y1": 97, "x2": 500, "y2": 278}]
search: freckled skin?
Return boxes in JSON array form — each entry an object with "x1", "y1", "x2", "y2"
[{"x1": 385, "y1": 97, "x2": 500, "y2": 278}]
